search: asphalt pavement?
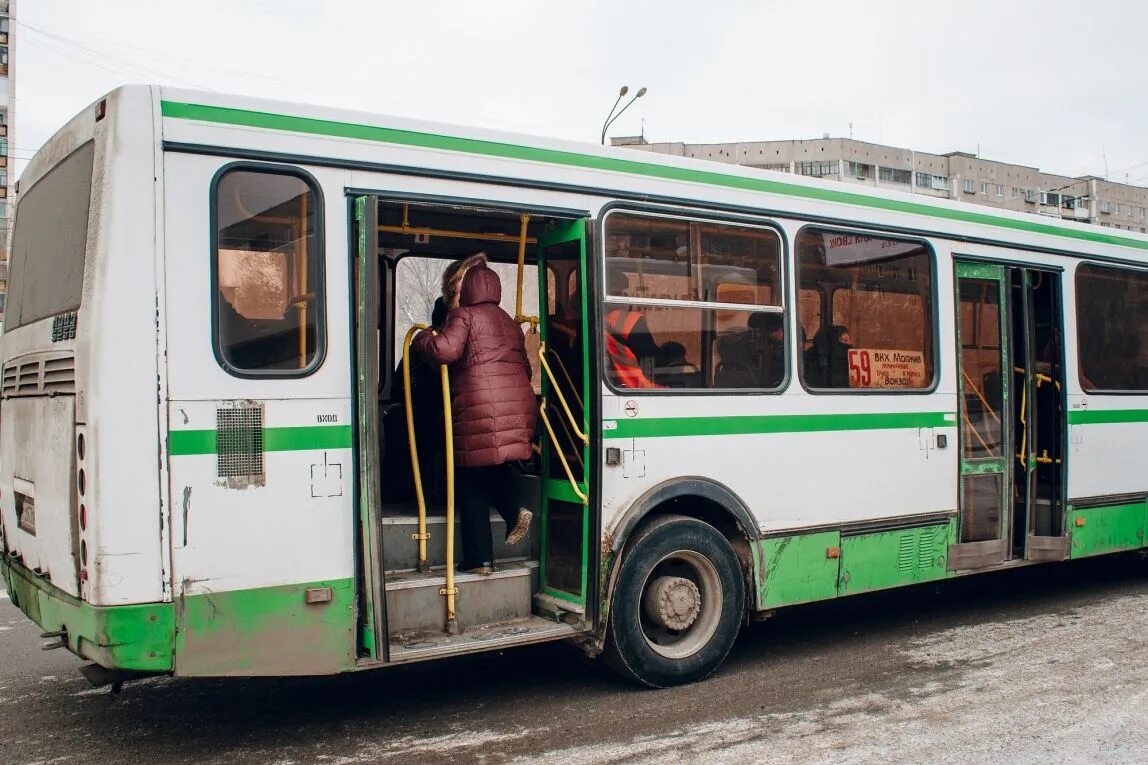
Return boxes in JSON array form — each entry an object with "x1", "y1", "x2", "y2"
[{"x1": 3, "y1": 553, "x2": 1148, "y2": 764}]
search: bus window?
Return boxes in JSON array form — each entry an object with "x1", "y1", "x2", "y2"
[
  {"x1": 796, "y1": 228, "x2": 934, "y2": 391},
  {"x1": 1076, "y1": 264, "x2": 1148, "y2": 391},
  {"x1": 214, "y1": 168, "x2": 323, "y2": 374},
  {"x1": 603, "y1": 212, "x2": 783, "y2": 390}
]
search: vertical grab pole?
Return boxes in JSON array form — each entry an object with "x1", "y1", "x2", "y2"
[
  {"x1": 297, "y1": 195, "x2": 308, "y2": 368},
  {"x1": 439, "y1": 363, "x2": 459, "y2": 634},
  {"x1": 514, "y1": 214, "x2": 532, "y2": 324},
  {"x1": 402, "y1": 324, "x2": 432, "y2": 572}
]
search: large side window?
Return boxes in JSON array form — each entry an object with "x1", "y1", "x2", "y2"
[
  {"x1": 213, "y1": 167, "x2": 324, "y2": 375},
  {"x1": 1076, "y1": 264, "x2": 1148, "y2": 391},
  {"x1": 603, "y1": 212, "x2": 783, "y2": 391},
  {"x1": 796, "y1": 228, "x2": 934, "y2": 390}
]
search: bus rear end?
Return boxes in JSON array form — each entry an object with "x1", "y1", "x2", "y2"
[{"x1": 0, "y1": 86, "x2": 172, "y2": 674}]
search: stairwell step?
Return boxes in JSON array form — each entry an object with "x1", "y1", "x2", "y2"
[
  {"x1": 385, "y1": 562, "x2": 538, "y2": 638},
  {"x1": 380, "y1": 512, "x2": 538, "y2": 572}
]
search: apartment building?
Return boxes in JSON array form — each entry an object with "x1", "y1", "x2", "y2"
[
  {"x1": 0, "y1": 0, "x2": 12, "y2": 324},
  {"x1": 613, "y1": 134, "x2": 1148, "y2": 233}
]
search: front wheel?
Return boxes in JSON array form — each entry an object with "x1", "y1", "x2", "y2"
[{"x1": 605, "y1": 514, "x2": 745, "y2": 687}]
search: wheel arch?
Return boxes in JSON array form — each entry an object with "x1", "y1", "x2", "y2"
[
  {"x1": 597, "y1": 477, "x2": 760, "y2": 643},
  {"x1": 608, "y1": 476, "x2": 761, "y2": 553}
]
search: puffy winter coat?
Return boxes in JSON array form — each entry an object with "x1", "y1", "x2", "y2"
[{"x1": 412, "y1": 264, "x2": 536, "y2": 467}]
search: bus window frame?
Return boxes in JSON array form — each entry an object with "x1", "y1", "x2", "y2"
[
  {"x1": 1074, "y1": 260, "x2": 1148, "y2": 395},
  {"x1": 597, "y1": 204, "x2": 791, "y2": 397},
  {"x1": 794, "y1": 224, "x2": 940, "y2": 396},
  {"x1": 210, "y1": 161, "x2": 328, "y2": 379}
]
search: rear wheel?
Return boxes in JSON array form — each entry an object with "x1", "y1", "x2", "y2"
[{"x1": 605, "y1": 514, "x2": 745, "y2": 687}]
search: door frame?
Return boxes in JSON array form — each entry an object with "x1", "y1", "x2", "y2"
[
  {"x1": 1018, "y1": 268, "x2": 1070, "y2": 561},
  {"x1": 949, "y1": 260, "x2": 1012, "y2": 570},
  {"x1": 351, "y1": 194, "x2": 387, "y2": 662},
  {"x1": 537, "y1": 219, "x2": 594, "y2": 610}
]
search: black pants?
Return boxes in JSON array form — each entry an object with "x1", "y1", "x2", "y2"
[{"x1": 457, "y1": 463, "x2": 521, "y2": 566}]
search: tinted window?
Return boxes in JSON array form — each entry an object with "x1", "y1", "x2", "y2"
[
  {"x1": 214, "y1": 169, "x2": 324, "y2": 374},
  {"x1": 6, "y1": 141, "x2": 94, "y2": 330},
  {"x1": 796, "y1": 228, "x2": 934, "y2": 390},
  {"x1": 1076, "y1": 264, "x2": 1148, "y2": 391},
  {"x1": 603, "y1": 212, "x2": 784, "y2": 391}
]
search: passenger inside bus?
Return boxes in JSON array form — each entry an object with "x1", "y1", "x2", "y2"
[
  {"x1": 604, "y1": 270, "x2": 662, "y2": 389},
  {"x1": 411, "y1": 260, "x2": 536, "y2": 574},
  {"x1": 805, "y1": 324, "x2": 853, "y2": 387},
  {"x1": 654, "y1": 341, "x2": 700, "y2": 387},
  {"x1": 714, "y1": 312, "x2": 784, "y2": 388}
]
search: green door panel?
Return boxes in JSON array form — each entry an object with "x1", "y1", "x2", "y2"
[
  {"x1": 838, "y1": 522, "x2": 954, "y2": 595},
  {"x1": 756, "y1": 532, "x2": 841, "y2": 609},
  {"x1": 1067, "y1": 503, "x2": 1147, "y2": 559},
  {"x1": 537, "y1": 219, "x2": 591, "y2": 605}
]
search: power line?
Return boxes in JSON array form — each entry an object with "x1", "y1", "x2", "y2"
[
  {"x1": 18, "y1": 21, "x2": 212, "y2": 90},
  {"x1": 24, "y1": 23, "x2": 286, "y2": 86}
]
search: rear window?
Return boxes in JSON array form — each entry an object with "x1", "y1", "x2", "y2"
[{"x1": 5, "y1": 141, "x2": 95, "y2": 330}]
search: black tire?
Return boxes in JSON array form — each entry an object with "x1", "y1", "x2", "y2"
[{"x1": 604, "y1": 514, "x2": 745, "y2": 688}]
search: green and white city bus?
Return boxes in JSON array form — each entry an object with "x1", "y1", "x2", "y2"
[{"x1": 3, "y1": 85, "x2": 1148, "y2": 688}]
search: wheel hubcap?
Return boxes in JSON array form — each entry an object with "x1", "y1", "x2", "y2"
[
  {"x1": 644, "y1": 576, "x2": 701, "y2": 631},
  {"x1": 638, "y1": 550, "x2": 723, "y2": 660}
]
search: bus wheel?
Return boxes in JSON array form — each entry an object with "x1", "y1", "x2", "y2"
[{"x1": 605, "y1": 514, "x2": 744, "y2": 687}]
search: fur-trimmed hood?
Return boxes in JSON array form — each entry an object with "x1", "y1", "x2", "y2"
[{"x1": 442, "y1": 252, "x2": 488, "y2": 311}]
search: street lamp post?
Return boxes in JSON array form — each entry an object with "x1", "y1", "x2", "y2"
[{"x1": 601, "y1": 85, "x2": 647, "y2": 145}]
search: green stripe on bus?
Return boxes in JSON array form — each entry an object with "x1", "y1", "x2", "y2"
[
  {"x1": 1068, "y1": 409, "x2": 1148, "y2": 425},
  {"x1": 169, "y1": 425, "x2": 353, "y2": 455},
  {"x1": 604, "y1": 411, "x2": 952, "y2": 439},
  {"x1": 161, "y1": 99, "x2": 1148, "y2": 254}
]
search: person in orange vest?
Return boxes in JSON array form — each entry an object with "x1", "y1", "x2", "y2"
[{"x1": 604, "y1": 270, "x2": 662, "y2": 389}]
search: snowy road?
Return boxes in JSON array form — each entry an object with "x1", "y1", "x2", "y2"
[{"x1": 2, "y1": 553, "x2": 1147, "y2": 764}]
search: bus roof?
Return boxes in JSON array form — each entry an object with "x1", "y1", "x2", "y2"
[{"x1": 36, "y1": 85, "x2": 1148, "y2": 263}]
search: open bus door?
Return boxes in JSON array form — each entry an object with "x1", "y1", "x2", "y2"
[
  {"x1": 535, "y1": 219, "x2": 593, "y2": 615},
  {"x1": 950, "y1": 261, "x2": 1069, "y2": 571},
  {"x1": 950, "y1": 261, "x2": 1012, "y2": 570},
  {"x1": 1016, "y1": 269, "x2": 1069, "y2": 562},
  {"x1": 352, "y1": 194, "x2": 387, "y2": 660}
]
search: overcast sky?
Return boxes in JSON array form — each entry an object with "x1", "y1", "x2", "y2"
[{"x1": 14, "y1": 0, "x2": 1148, "y2": 185}]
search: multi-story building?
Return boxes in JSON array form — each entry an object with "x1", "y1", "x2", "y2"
[
  {"x1": 613, "y1": 134, "x2": 1148, "y2": 233},
  {"x1": 0, "y1": 0, "x2": 12, "y2": 325}
]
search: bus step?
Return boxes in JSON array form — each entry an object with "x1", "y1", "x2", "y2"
[
  {"x1": 385, "y1": 560, "x2": 538, "y2": 637},
  {"x1": 387, "y1": 615, "x2": 580, "y2": 664},
  {"x1": 379, "y1": 511, "x2": 538, "y2": 572}
]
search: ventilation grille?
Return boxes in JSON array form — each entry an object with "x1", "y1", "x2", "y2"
[
  {"x1": 897, "y1": 526, "x2": 941, "y2": 574},
  {"x1": 2, "y1": 353, "x2": 76, "y2": 397},
  {"x1": 217, "y1": 406, "x2": 264, "y2": 481}
]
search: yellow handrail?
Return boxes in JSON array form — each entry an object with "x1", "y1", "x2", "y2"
[
  {"x1": 961, "y1": 371, "x2": 1002, "y2": 424},
  {"x1": 402, "y1": 324, "x2": 433, "y2": 572},
  {"x1": 514, "y1": 213, "x2": 532, "y2": 324},
  {"x1": 438, "y1": 359, "x2": 458, "y2": 634},
  {"x1": 402, "y1": 323, "x2": 459, "y2": 633},
  {"x1": 546, "y1": 346, "x2": 584, "y2": 410},
  {"x1": 539, "y1": 399, "x2": 588, "y2": 505},
  {"x1": 538, "y1": 342, "x2": 588, "y2": 445}
]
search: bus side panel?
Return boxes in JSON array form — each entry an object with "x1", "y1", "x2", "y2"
[
  {"x1": 161, "y1": 151, "x2": 357, "y2": 676},
  {"x1": 84, "y1": 86, "x2": 169, "y2": 607}
]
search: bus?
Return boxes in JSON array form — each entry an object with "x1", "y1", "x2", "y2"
[{"x1": 2, "y1": 85, "x2": 1147, "y2": 689}]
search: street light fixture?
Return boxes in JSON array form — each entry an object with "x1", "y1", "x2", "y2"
[{"x1": 601, "y1": 85, "x2": 647, "y2": 145}]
